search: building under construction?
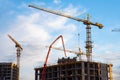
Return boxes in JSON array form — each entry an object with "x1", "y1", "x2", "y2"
[
  {"x1": 35, "y1": 57, "x2": 112, "y2": 80},
  {"x1": 0, "y1": 62, "x2": 18, "y2": 80}
]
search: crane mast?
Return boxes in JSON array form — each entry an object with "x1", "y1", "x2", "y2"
[
  {"x1": 29, "y1": 4, "x2": 103, "y2": 62},
  {"x1": 8, "y1": 34, "x2": 23, "y2": 80},
  {"x1": 85, "y1": 15, "x2": 92, "y2": 61}
]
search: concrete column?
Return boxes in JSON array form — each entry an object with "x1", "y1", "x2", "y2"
[
  {"x1": 87, "y1": 62, "x2": 90, "y2": 80},
  {"x1": 82, "y1": 62, "x2": 85, "y2": 80}
]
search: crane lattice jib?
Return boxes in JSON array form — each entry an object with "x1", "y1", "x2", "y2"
[
  {"x1": 29, "y1": 4, "x2": 103, "y2": 29},
  {"x1": 8, "y1": 34, "x2": 23, "y2": 50}
]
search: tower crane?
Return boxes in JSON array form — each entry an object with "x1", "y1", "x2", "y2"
[
  {"x1": 29, "y1": 4, "x2": 103, "y2": 62},
  {"x1": 8, "y1": 34, "x2": 23, "y2": 80},
  {"x1": 45, "y1": 46, "x2": 86, "y2": 61},
  {"x1": 42, "y1": 35, "x2": 66, "y2": 80}
]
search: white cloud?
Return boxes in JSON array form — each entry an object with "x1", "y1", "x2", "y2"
[
  {"x1": 53, "y1": 0, "x2": 61, "y2": 4},
  {"x1": 63, "y1": 4, "x2": 86, "y2": 16}
]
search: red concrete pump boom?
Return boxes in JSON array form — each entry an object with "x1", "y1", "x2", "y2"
[{"x1": 41, "y1": 35, "x2": 66, "y2": 80}]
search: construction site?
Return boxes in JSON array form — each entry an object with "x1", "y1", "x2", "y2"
[
  {"x1": 29, "y1": 4, "x2": 113, "y2": 80},
  {"x1": 0, "y1": 4, "x2": 113, "y2": 80}
]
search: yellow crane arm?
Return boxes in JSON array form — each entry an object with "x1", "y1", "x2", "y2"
[
  {"x1": 29, "y1": 4, "x2": 103, "y2": 29},
  {"x1": 8, "y1": 34, "x2": 23, "y2": 50},
  {"x1": 45, "y1": 46, "x2": 86, "y2": 55}
]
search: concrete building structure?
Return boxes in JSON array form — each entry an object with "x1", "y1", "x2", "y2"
[
  {"x1": 0, "y1": 62, "x2": 18, "y2": 80},
  {"x1": 35, "y1": 57, "x2": 112, "y2": 80}
]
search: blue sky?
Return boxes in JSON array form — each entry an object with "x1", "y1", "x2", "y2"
[{"x1": 0, "y1": 0, "x2": 120, "y2": 80}]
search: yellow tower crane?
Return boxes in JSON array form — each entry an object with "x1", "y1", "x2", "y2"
[
  {"x1": 8, "y1": 34, "x2": 23, "y2": 80},
  {"x1": 29, "y1": 4, "x2": 103, "y2": 62},
  {"x1": 46, "y1": 46, "x2": 86, "y2": 61}
]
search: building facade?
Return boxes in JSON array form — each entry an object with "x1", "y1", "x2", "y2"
[
  {"x1": 0, "y1": 62, "x2": 18, "y2": 80},
  {"x1": 35, "y1": 57, "x2": 112, "y2": 80}
]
